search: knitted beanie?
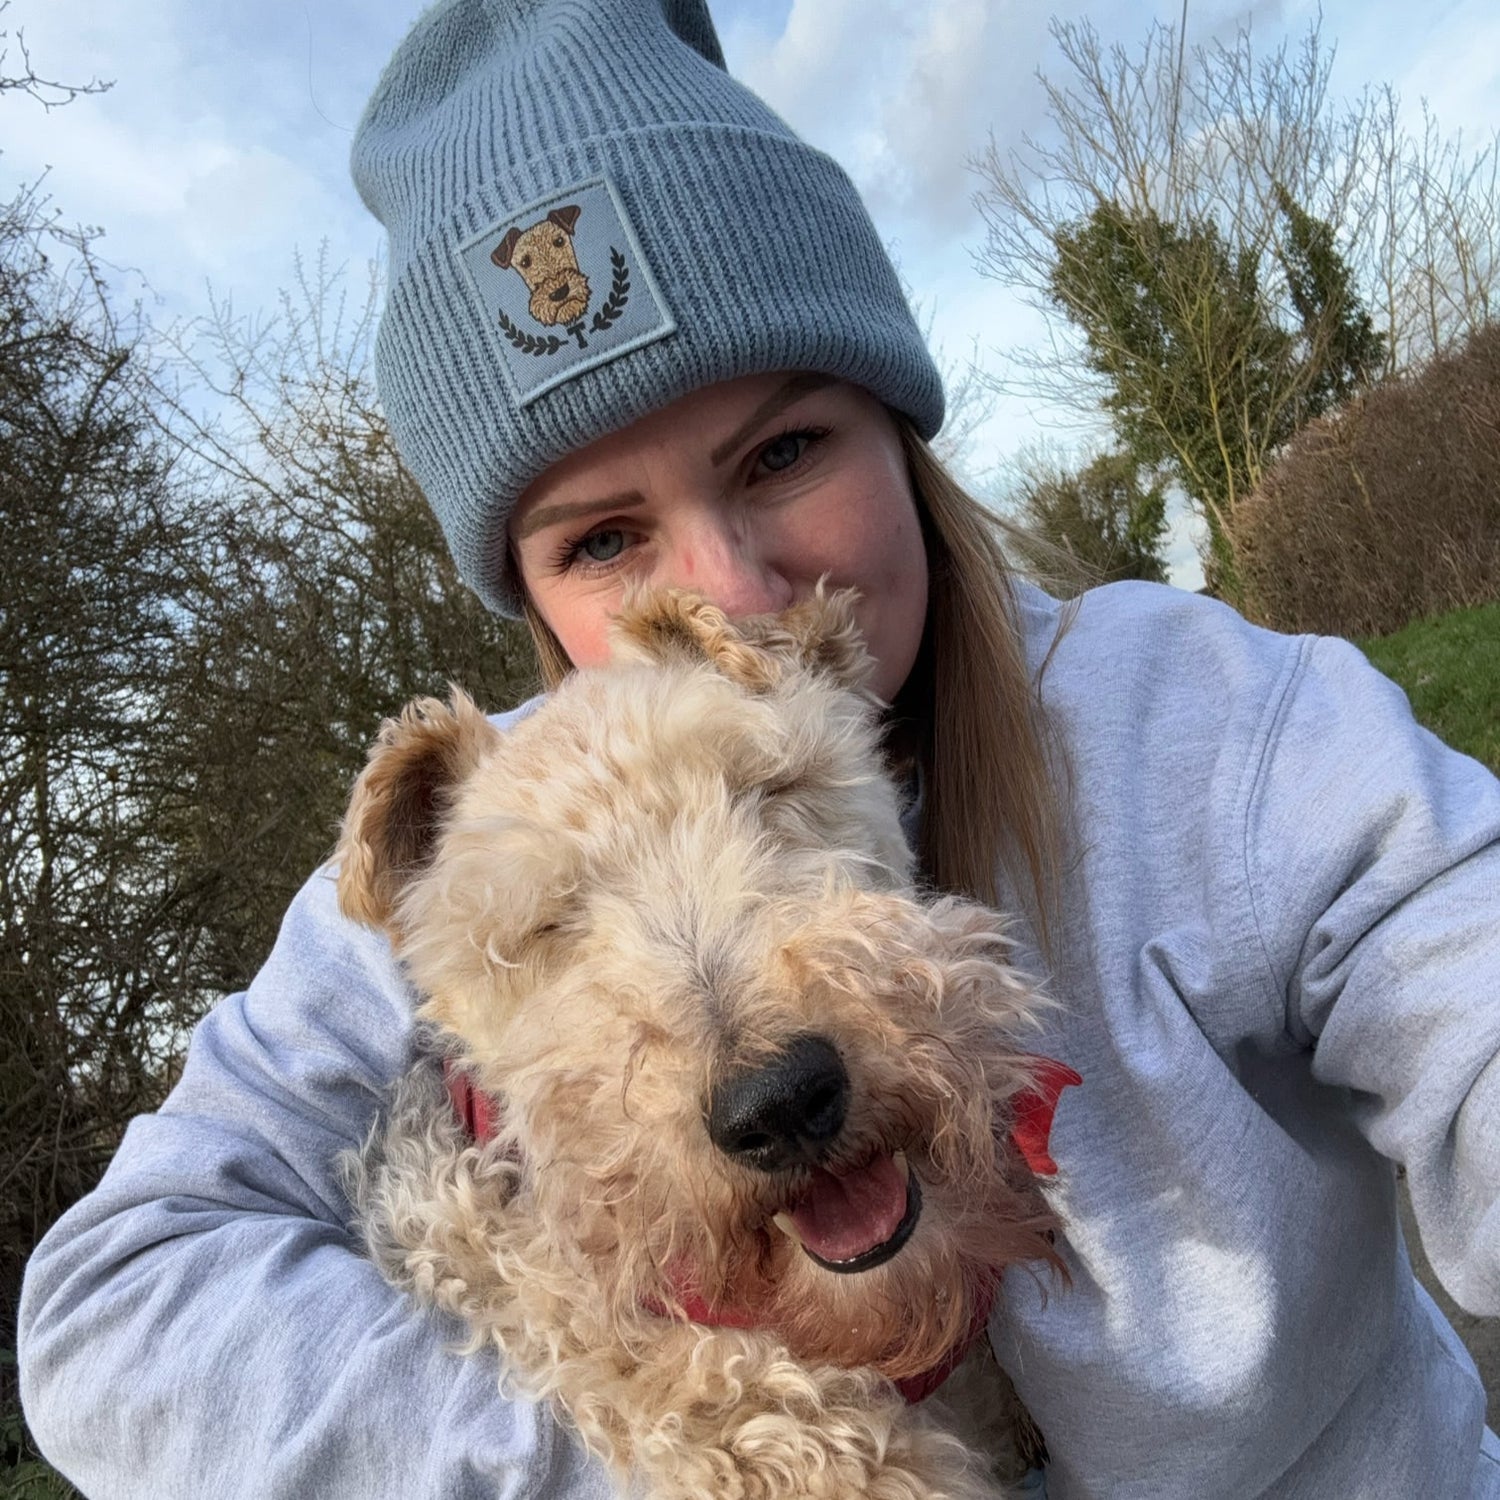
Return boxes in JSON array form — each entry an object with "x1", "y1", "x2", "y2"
[{"x1": 352, "y1": 0, "x2": 945, "y2": 616}]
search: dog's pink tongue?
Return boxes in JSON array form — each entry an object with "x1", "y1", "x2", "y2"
[{"x1": 789, "y1": 1155, "x2": 907, "y2": 1263}]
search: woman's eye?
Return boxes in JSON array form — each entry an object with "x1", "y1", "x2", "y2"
[
  {"x1": 578, "y1": 529, "x2": 625, "y2": 563},
  {"x1": 757, "y1": 432, "x2": 810, "y2": 473}
]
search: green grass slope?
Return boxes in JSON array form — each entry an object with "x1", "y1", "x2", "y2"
[{"x1": 1361, "y1": 600, "x2": 1500, "y2": 775}]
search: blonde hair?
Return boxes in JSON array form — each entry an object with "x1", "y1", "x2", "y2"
[
  {"x1": 523, "y1": 592, "x2": 574, "y2": 688},
  {"x1": 519, "y1": 423, "x2": 1065, "y2": 929},
  {"x1": 892, "y1": 423, "x2": 1064, "y2": 929}
]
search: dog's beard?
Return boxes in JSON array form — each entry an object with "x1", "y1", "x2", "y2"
[
  {"x1": 518, "y1": 1085, "x2": 1057, "y2": 1382},
  {"x1": 761, "y1": 1160, "x2": 1055, "y2": 1377},
  {"x1": 528, "y1": 272, "x2": 591, "y2": 325},
  {"x1": 433, "y1": 878, "x2": 1057, "y2": 1384}
]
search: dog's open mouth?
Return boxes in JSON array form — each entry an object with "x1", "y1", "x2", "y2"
[{"x1": 772, "y1": 1152, "x2": 922, "y2": 1274}]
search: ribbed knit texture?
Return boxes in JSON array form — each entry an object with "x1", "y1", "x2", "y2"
[{"x1": 352, "y1": 0, "x2": 944, "y2": 616}]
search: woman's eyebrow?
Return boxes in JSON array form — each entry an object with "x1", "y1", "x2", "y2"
[
  {"x1": 513, "y1": 490, "x2": 645, "y2": 542},
  {"x1": 708, "y1": 372, "x2": 838, "y2": 467},
  {"x1": 515, "y1": 373, "x2": 838, "y2": 542}
]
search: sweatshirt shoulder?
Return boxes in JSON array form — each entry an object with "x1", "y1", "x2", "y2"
[
  {"x1": 490, "y1": 692, "x2": 547, "y2": 731},
  {"x1": 1016, "y1": 579, "x2": 1310, "y2": 723}
]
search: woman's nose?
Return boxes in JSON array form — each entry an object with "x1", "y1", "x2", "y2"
[{"x1": 661, "y1": 516, "x2": 793, "y2": 618}]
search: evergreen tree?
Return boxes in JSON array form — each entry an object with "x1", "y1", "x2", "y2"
[
  {"x1": 1046, "y1": 191, "x2": 1384, "y2": 598},
  {"x1": 974, "y1": 12, "x2": 1494, "y2": 593},
  {"x1": 1048, "y1": 203, "x2": 1296, "y2": 592},
  {"x1": 1272, "y1": 183, "x2": 1386, "y2": 415},
  {"x1": 1006, "y1": 448, "x2": 1170, "y2": 588}
]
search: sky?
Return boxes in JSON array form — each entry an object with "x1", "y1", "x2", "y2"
[{"x1": 4, "y1": 0, "x2": 1498, "y2": 588}]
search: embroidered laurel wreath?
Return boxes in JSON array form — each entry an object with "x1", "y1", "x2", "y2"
[
  {"x1": 494, "y1": 312, "x2": 565, "y2": 356},
  {"x1": 589, "y1": 248, "x2": 630, "y2": 333}
]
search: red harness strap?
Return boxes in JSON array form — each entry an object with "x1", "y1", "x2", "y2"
[{"x1": 442, "y1": 1057, "x2": 1080, "y2": 1405}]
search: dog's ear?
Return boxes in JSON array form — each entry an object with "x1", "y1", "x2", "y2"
[
  {"x1": 337, "y1": 689, "x2": 498, "y2": 935},
  {"x1": 547, "y1": 204, "x2": 581, "y2": 235},
  {"x1": 609, "y1": 586, "x2": 873, "y2": 694},
  {"x1": 491, "y1": 227, "x2": 523, "y2": 268},
  {"x1": 756, "y1": 588, "x2": 874, "y2": 692},
  {"x1": 609, "y1": 589, "x2": 783, "y2": 691}
]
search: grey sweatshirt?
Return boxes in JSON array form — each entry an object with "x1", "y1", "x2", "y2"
[{"x1": 18, "y1": 582, "x2": 1500, "y2": 1498}]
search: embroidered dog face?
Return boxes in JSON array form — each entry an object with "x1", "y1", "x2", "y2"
[
  {"x1": 337, "y1": 590, "x2": 1058, "y2": 1382},
  {"x1": 491, "y1": 205, "x2": 592, "y2": 326}
]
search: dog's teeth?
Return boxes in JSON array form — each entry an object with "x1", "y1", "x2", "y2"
[
  {"x1": 772, "y1": 1212, "x2": 803, "y2": 1246},
  {"x1": 893, "y1": 1151, "x2": 910, "y2": 1186}
]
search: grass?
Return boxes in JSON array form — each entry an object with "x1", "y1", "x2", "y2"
[{"x1": 1360, "y1": 600, "x2": 1500, "y2": 775}]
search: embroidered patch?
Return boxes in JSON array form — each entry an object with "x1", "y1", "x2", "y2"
[{"x1": 457, "y1": 178, "x2": 676, "y2": 405}]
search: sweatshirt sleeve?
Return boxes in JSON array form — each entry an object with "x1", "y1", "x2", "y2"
[
  {"x1": 17, "y1": 864, "x2": 613, "y2": 1500},
  {"x1": 1246, "y1": 634, "x2": 1500, "y2": 1316}
]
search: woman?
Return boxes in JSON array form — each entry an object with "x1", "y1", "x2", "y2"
[{"x1": 18, "y1": 1, "x2": 1500, "y2": 1496}]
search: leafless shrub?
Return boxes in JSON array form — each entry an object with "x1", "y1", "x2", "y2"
[
  {"x1": 1232, "y1": 322, "x2": 1500, "y2": 637},
  {"x1": 0, "y1": 183, "x2": 204, "y2": 1366}
]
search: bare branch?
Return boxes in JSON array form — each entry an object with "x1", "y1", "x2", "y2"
[{"x1": 0, "y1": 2, "x2": 111, "y2": 108}]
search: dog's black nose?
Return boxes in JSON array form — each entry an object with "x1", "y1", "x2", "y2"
[{"x1": 706, "y1": 1034, "x2": 848, "y2": 1173}]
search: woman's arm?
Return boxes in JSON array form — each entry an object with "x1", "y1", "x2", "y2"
[
  {"x1": 1248, "y1": 635, "x2": 1500, "y2": 1315},
  {"x1": 18, "y1": 865, "x2": 611, "y2": 1499}
]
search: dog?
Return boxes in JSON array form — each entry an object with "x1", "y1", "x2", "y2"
[
  {"x1": 337, "y1": 589, "x2": 1067, "y2": 1499},
  {"x1": 491, "y1": 204, "x2": 592, "y2": 326}
]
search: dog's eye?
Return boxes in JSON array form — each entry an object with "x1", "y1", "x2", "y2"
[
  {"x1": 553, "y1": 235, "x2": 564, "y2": 247},
  {"x1": 520, "y1": 253, "x2": 532, "y2": 268}
]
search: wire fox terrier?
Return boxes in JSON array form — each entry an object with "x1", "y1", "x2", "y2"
[{"x1": 338, "y1": 589, "x2": 1068, "y2": 1499}]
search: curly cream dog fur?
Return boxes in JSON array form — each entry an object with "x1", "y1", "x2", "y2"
[{"x1": 337, "y1": 589, "x2": 1061, "y2": 1499}]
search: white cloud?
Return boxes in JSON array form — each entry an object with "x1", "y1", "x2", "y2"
[
  {"x1": 178, "y1": 147, "x2": 333, "y2": 282},
  {"x1": 729, "y1": 0, "x2": 1049, "y2": 241},
  {"x1": 727, "y1": 0, "x2": 1299, "y2": 245},
  {"x1": 1379, "y1": 1, "x2": 1500, "y2": 143},
  {"x1": 0, "y1": 0, "x2": 403, "y2": 317}
]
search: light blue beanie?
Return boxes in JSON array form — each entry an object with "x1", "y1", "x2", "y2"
[{"x1": 352, "y1": 0, "x2": 945, "y2": 616}]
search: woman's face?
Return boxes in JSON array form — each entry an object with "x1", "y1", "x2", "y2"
[{"x1": 509, "y1": 373, "x2": 930, "y2": 704}]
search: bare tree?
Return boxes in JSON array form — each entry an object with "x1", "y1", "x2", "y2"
[
  {"x1": 0, "y1": 183, "x2": 206, "y2": 1385},
  {"x1": 0, "y1": 230, "x2": 538, "y2": 1494},
  {"x1": 0, "y1": 1, "x2": 107, "y2": 107},
  {"x1": 972, "y1": 13, "x2": 1498, "y2": 588},
  {"x1": 154, "y1": 254, "x2": 538, "y2": 996}
]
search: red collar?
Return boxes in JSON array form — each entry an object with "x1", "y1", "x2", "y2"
[
  {"x1": 443, "y1": 1056, "x2": 1079, "y2": 1404},
  {"x1": 1007, "y1": 1056, "x2": 1083, "y2": 1177}
]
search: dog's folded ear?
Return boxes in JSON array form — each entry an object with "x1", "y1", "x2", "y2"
[
  {"x1": 337, "y1": 688, "x2": 498, "y2": 936},
  {"x1": 609, "y1": 585, "x2": 874, "y2": 694}
]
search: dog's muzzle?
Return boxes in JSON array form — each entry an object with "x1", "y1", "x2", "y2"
[{"x1": 705, "y1": 1034, "x2": 922, "y2": 1275}]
